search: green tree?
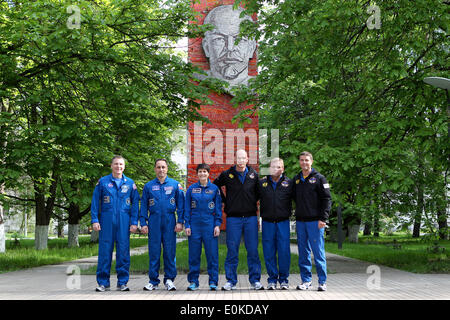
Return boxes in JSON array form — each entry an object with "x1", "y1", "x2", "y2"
[
  {"x1": 0, "y1": 0, "x2": 212, "y2": 249},
  {"x1": 235, "y1": 0, "x2": 448, "y2": 239}
]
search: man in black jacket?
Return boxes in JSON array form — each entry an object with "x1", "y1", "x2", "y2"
[
  {"x1": 257, "y1": 158, "x2": 293, "y2": 290},
  {"x1": 293, "y1": 151, "x2": 331, "y2": 291},
  {"x1": 214, "y1": 149, "x2": 263, "y2": 290}
]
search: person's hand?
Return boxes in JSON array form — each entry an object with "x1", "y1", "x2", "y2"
[
  {"x1": 318, "y1": 221, "x2": 326, "y2": 229},
  {"x1": 92, "y1": 222, "x2": 101, "y2": 232},
  {"x1": 214, "y1": 226, "x2": 220, "y2": 237},
  {"x1": 185, "y1": 228, "x2": 191, "y2": 236},
  {"x1": 141, "y1": 226, "x2": 149, "y2": 234},
  {"x1": 130, "y1": 225, "x2": 137, "y2": 233},
  {"x1": 175, "y1": 223, "x2": 183, "y2": 233}
]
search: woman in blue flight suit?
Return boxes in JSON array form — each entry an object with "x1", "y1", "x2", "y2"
[{"x1": 185, "y1": 163, "x2": 222, "y2": 291}]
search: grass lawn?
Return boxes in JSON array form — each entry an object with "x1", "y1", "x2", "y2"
[
  {"x1": 2, "y1": 232, "x2": 448, "y2": 275},
  {"x1": 0, "y1": 235, "x2": 148, "y2": 274},
  {"x1": 324, "y1": 234, "x2": 450, "y2": 274},
  {"x1": 83, "y1": 239, "x2": 305, "y2": 275}
]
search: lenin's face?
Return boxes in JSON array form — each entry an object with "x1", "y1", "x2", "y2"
[{"x1": 202, "y1": 6, "x2": 256, "y2": 84}]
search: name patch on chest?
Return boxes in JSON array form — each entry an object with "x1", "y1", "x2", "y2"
[{"x1": 164, "y1": 186, "x2": 173, "y2": 194}]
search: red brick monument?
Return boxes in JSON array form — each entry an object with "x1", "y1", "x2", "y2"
[{"x1": 187, "y1": 0, "x2": 259, "y2": 231}]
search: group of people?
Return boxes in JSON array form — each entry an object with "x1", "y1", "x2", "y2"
[{"x1": 90, "y1": 150, "x2": 332, "y2": 293}]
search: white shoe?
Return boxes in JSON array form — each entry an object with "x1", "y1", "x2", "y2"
[
  {"x1": 318, "y1": 283, "x2": 327, "y2": 291},
  {"x1": 251, "y1": 281, "x2": 264, "y2": 290},
  {"x1": 280, "y1": 282, "x2": 289, "y2": 290},
  {"x1": 95, "y1": 285, "x2": 110, "y2": 292},
  {"x1": 267, "y1": 283, "x2": 277, "y2": 290},
  {"x1": 296, "y1": 281, "x2": 312, "y2": 290},
  {"x1": 165, "y1": 279, "x2": 176, "y2": 291},
  {"x1": 221, "y1": 282, "x2": 237, "y2": 291},
  {"x1": 143, "y1": 283, "x2": 158, "y2": 291}
]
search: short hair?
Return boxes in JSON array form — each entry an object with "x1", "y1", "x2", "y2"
[
  {"x1": 299, "y1": 151, "x2": 313, "y2": 161},
  {"x1": 270, "y1": 157, "x2": 284, "y2": 167},
  {"x1": 111, "y1": 155, "x2": 126, "y2": 164},
  {"x1": 196, "y1": 163, "x2": 210, "y2": 173},
  {"x1": 154, "y1": 158, "x2": 168, "y2": 167}
]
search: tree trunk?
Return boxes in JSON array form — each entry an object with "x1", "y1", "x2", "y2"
[
  {"x1": 68, "y1": 202, "x2": 82, "y2": 247},
  {"x1": 35, "y1": 225, "x2": 49, "y2": 250},
  {"x1": 0, "y1": 98, "x2": 9, "y2": 253},
  {"x1": 33, "y1": 157, "x2": 60, "y2": 250},
  {"x1": 437, "y1": 210, "x2": 448, "y2": 240},
  {"x1": 348, "y1": 224, "x2": 360, "y2": 243},
  {"x1": 0, "y1": 184, "x2": 5, "y2": 253},
  {"x1": 34, "y1": 192, "x2": 51, "y2": 250},
  {"x1": 373, "y1": 215, "x2": 380, "y2": 237},
  {"x1": 57, "y1": 218, "x2": 64, "y2": 238},
  {"x1": 413, "y1": 183, "x2": 424, "y2": 238},
  {"x1": 363, "y1": 223, "x2": 371, "y2": 236},
  {"x1": 90, "y1": 229, "x2": 99, "y2": 243},
  {"x1": 0, "y1": 213, "x2": 4, "y2": 253},
  {"x1": 68, "y1": 224, "x2": 79, "y2": 247}
]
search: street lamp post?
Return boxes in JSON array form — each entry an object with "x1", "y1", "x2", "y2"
[
  {"x1": 423, "y1": 76, "x2": 450, "y2": 138},
  {"x1": 423, "y1": 76, "x2": 450, "y2": 241}
]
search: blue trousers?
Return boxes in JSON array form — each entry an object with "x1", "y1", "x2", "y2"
[
  {"x1": 97, "y1": 223, "x2": 130, "y2": 287},
  {"x1": 296, "y1": 221, "x2": 327, "y2": 284},
  {"x1": 147, "y1": 212, "x2": 177, "y2": 285},
  {"x1": 225, "y1": 216, "x2": 261, "y2": 285},
  {"x1": 262, "y1": 220, "x2": 291, "y2": 284},
  {"x1": 187, "y1": 219, "x2": 219, "y2": 286}
]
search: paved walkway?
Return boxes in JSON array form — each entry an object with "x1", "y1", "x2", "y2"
[{"x1": 0, "y1": 244, "x2": 449, "y2": 300}]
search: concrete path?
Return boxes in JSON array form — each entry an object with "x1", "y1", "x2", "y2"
[{"x1": 0, "y1": 244, "x2": 449, "y2": 300}]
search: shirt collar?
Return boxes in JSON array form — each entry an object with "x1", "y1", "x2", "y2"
[
  {"x1": 109, "y1": 173, "x2": 127, "y2": 182},
  {"x1": 197, "y1": 180, "x2": 212, "y2": 188}
]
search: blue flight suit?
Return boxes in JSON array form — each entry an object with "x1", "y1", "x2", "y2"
[
  {"x1": 185, "y1": 180, "x2": 222, "y2": 286},
  {"x1": 91, "y1": 174, "x2": 140, "y2": 288},
  {"x1": 139, "y1": 177, "x2": 185, "y2": 286}
]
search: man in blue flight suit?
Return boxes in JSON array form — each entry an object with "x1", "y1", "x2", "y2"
[
  {"x1": 140, "y1": 159, "x2": 185, "y2": 291},
  {"x1": 91, "y1": 155, "x2": 140, "y2": 292},
  {"x1": 257, "y1": 158, "x2": 293, "y2": 290},
  {"x1": 214, "y1": 149, "x2": 263, "y2": 291},
  {"x1": 185, "y1": 163, "x2": 222, "y2": 291}
]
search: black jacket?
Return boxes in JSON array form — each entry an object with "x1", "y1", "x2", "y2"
[
  {"x1": 213, "y1": 165, "x2": 258, "y2": 217},
  {"x1": 293, "y1": 169, "x2": 332, "y2": 222},
  {"x1": 257, "y1": 174, "x2": 293, "y2": 222}
]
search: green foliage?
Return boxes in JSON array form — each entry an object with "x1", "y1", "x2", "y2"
[
  {"x1": 0, "y1": 0, "x2": 213, "y2": 241},
  {"x1": 325, "y1": 235, "x2": 450, "y2": 273},
  {"x1": 235, "y1": 0, "x2": 449, "y2": 237}
]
